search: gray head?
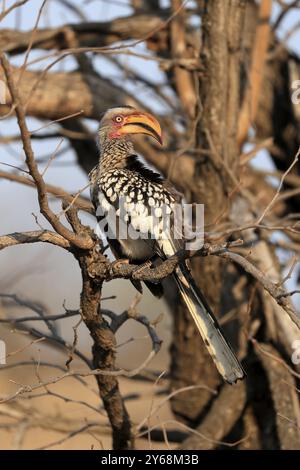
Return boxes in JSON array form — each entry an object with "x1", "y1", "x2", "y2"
[{"x1": 98, "y1": 106, "x2": 163, "y2": 145}]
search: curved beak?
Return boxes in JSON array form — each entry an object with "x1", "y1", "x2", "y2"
[{"x1": 119, "y1": 111, "x2": 163, "y2": 145}]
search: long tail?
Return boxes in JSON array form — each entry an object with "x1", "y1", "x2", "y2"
[{"x1": 173, "y1": 262, "x2": 245, "y2": 384}]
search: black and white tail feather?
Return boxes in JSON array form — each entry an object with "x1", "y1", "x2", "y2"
[
  {"x1": 173, "y1": 262, "x2": 245, "y2": 384},
  {"x1": 158, "y1": 232, "x2": 245, "y2": 384}
]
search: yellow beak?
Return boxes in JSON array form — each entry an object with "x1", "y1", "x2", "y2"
[{"x1": 119, "y1": 112, "x2": 163, "y2": 145}]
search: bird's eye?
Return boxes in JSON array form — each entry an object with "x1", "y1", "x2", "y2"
[{"x1": 114, "y1": 115, "x2": 123, "y2": 123}]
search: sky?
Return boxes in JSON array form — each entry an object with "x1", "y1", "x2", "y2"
[{"x1": 0, "y1": 0, "x2": 299, "y2": 362}]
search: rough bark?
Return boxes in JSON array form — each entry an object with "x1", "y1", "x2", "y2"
[
  {"x1": 77, "y1": 249, "x2": 133, "y2": 450},
  {"x1": 169, "y1": 0, "x2": 247, "y2": 422}
]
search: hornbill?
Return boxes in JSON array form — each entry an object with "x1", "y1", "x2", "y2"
[{"x1": 89, "y1": 106, "x2": 245, "y2": 384}]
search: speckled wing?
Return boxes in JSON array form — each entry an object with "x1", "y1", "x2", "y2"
[
  {"x1": 92, "y1": 168, "x2": 245, "y2": 384},
  {"x1": 94, "y1": 168, "x2": 179, "y2": 259}
]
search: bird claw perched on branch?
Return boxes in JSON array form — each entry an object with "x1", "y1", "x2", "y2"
[
  {"x1": 132, "y1": 259, "x2": 153, "y2": 279},
  {"x1": 110, "y1": 258, "x2": 130, "y2": 271}
]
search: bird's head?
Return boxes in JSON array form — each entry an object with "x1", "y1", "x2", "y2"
[{"x1": 98, "y1": 106, "x2": 163, "y2": 145}]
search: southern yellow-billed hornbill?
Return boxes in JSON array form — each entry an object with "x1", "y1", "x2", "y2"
[{"x1": 89, "y1": 106, "x2": 245, "y2": 384}]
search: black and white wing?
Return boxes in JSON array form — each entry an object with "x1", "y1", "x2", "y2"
[{"x1": 93, "y1": 168, "x2": 245, "y2": 384}]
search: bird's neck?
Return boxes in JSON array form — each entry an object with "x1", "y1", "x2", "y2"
[{"x1": 98, "y1": 136, "x2": 134, "y2": 173}]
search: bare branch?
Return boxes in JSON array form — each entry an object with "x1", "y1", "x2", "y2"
[
  {"x1": 0, "y1": 230, "x2": 71, "y2": 250},
  {"x1": 0, "y1": 0, "x2": 29, "y2": 22},
  {"x1": 0, "y1": 52, "x2": 93, "y2": 250},
  {"x1": 179, "y1": 382, "x2": 247, "y2": 450}
]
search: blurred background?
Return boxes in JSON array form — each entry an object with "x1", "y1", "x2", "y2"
[{"x1": 1, "y1": 0, "x2": 300, "y2": 450}]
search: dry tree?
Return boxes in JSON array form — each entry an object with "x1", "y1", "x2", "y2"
[{"x1": 0, "y1": 0, "x2": 300, "y2": 450}]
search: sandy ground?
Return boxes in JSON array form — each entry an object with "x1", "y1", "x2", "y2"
[
  {"x1": 0, "y1": 375, "x2": 176, "y2": 450},
  {"x1": 0, "y1": 307, "x2": 179, "y2": 450}
]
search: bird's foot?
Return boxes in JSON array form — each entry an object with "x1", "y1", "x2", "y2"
[
  {"x1": 132, "y1": 259, "x2": 152, "y2": 278},
  {"x1": 111, "y1": 258, "x2": 130, "y2": 269},
  {"x1": 109, "y1": 258, "x2": 130, "y2": 279}
]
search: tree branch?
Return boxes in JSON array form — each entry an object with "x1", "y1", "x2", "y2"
[
  {"x1": 1, "y1": 14, "x2": 167, "y2": 54},
  {"x1": 0, "y1": 52, "x2": 93, "y2": 250},
  {"x1": 179, "y1": 381, "x2": 246, "y2": 450},
  {"x1": 0, "y1": 230, "x2": 71, "y2": 250}
]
